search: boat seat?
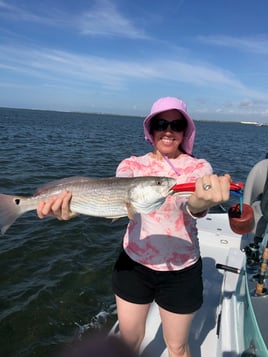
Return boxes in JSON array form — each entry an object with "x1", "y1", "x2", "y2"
[{"x1": 243, "y1": 159, "x2": 268, "y2": 240}]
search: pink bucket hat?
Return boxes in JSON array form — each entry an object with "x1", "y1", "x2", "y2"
[{"x1": 143, "y1": 97, "x2": 196, "y2": 155}]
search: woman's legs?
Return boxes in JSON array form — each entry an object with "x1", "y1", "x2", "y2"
[
  {"x1": 116, "y1": 295, "x2": 194, "y2": 356},
  {"x1": 159, "y1": 306, "x2": 194, "y2": 357},
  {"x1": 115, "y1": 295, "x2": 151, "y2": 352},
  {"x1": 113, "y1": 252, "x2": 201, "y2": 356}
]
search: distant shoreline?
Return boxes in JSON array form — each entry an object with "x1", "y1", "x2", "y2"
[{"x1": 0, "y1": 106, "x2": 267, "y2": 125}]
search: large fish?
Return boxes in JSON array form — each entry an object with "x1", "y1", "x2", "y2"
[{"x1": 0, "y1": 176, "x2": 177, "y2": 234}]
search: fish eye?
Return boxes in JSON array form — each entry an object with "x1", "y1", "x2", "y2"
[{"x1": 156, "y1": 180, "x2": 162, "y2": 185}]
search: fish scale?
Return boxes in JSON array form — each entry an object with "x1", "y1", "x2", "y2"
[{"x1": 0, "y1": 176, "x2": 177, "y2": 234}]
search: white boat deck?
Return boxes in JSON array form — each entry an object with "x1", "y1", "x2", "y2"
[{"x1": 138, "y1": 213, "x2": 247, "y2": 356}]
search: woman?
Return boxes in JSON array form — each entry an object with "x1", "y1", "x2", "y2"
[{"x1": 37, "y1": 97, "x2": 230, "y2": 357}]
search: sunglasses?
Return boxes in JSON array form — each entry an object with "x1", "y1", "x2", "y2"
[{"x1": 150, "y1": 117, "x2": 187, "y2": 133}]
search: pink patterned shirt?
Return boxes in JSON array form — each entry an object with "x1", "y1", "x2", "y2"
[{"x1": 116, "y1": 153, "x2": 213, "y2": 271}]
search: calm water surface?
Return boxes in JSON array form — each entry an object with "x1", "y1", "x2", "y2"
[{"x1": 0, "y1": 107, "x2": 267, "y2": 356}]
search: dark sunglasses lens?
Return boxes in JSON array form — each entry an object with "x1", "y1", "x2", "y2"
[
  {"x1": 153, "y1": 119, "x2": 169, "y2": 131},
  {"x1": 152, "y1": 118, "x2": 187, "y2": 132},
  {"x1": 170, "y1": 119, "x2": 187, "y2": 132}
]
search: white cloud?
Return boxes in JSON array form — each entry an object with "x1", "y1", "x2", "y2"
[
  {"x1": 198, "y1": 35, "x2": 268, "y2": 55},
  {"x1": 0, "y1": 0, "x2": 148, "y2": 40},
  {"x1": 78, "y1": 0, "x2": 148, "y2": 39},
  {"x1": 0, "y1": 0, "x2": 48, "y2": 23},
  {"x1": 1, "y1": 43, "x2": 267, "y2": 101}
]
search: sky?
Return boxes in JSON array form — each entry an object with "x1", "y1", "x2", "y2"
[{"x1": 0, "y1": 0, "x2": 268, "y2": 121}]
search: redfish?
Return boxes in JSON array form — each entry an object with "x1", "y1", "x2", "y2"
[{"x1": 0, "y1": 176, "x2": 177, "y2": 234}]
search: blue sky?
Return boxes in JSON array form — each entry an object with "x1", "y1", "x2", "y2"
[{"x1": 0, "y1": 0, "x2": 268, "y2": 121}]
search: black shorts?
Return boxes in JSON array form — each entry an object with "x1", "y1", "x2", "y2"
[{"x1": 112, "y1": 250, "x2": 203, "y2": 314}]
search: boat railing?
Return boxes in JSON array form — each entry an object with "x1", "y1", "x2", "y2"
[{"x1": 243, "y1": 223, "x2": 268, "y2": 356}]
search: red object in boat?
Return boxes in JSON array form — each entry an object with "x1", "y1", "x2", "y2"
[{"x1": 228, "y1": 203, "x2": 255, "y2": 235}]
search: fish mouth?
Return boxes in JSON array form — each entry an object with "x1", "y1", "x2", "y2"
[{"x1": 168, "y1": 186, "x2": 177, "y2": 195}]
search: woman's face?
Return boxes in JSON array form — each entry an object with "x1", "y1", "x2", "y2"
[{"x1": 151, "y1": 109, "x2": 186, "y2": 158}]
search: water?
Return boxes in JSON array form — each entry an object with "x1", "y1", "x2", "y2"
[{"x1": 0, "y1": 107, "x2": 267, "y2": 356}]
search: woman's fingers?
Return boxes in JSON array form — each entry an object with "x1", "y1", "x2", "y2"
[
  {"x1": 188, "y1": 174, "x2": 231, "y2": 213},
  {"x1": 37, "y1": 191, "x2": 74, "y2": 220}
]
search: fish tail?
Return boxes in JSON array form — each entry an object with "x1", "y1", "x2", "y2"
[{"x1": 0, "y1": 193, "x2": 26, "y2": 234}]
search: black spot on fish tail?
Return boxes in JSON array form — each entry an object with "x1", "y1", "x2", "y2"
[{"x1": 15, "y1": 199, "x2": 20, "y2": 205}]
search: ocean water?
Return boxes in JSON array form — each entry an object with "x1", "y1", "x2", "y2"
[{"x1": 0, "y1": 107, "x2": 267, "y2": 356}]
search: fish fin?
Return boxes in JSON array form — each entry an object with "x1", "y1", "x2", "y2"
[
  {"x1": 0, "y1": 194, "x2": 25, "y2": 234},
  {"x1": 126, "y1": 201, "x2": 135, "y2": 220}
]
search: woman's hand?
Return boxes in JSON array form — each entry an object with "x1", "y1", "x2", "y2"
[
  {"x1": 37, "y1": 190, "x2": 77, "y2": 220},
  {"x1": 187, "y1": 174, "x2": 231, "y2": 215}
]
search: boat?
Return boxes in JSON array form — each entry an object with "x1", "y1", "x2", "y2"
[
  {"x1": 240, "y1": 121, "x2": 264, "y2": 127},
  {"x1": 111, "y1": 158, "x2": 268, "y2": 356}
]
